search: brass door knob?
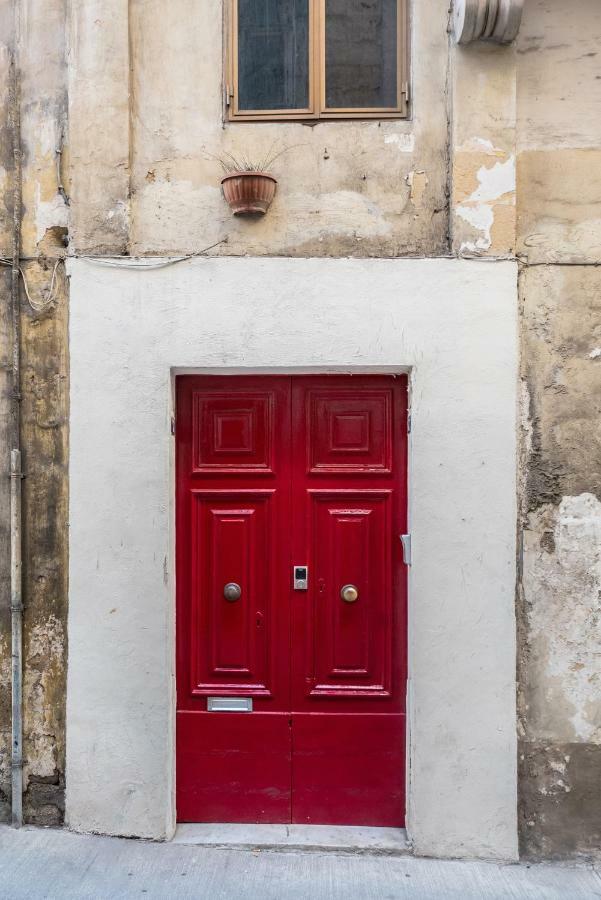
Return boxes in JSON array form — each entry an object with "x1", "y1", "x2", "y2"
[
  {"x1": 340, "y1": 584, "x2": 359, "y2": 603},
  {"x1": 223, "y1": 582, "x2": 242, "y2": 602}
]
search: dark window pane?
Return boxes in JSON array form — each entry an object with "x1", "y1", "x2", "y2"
[
  {"x1": 238, "y1": 0, "x2": 309, "y2": 111},
  {"x1": 325, "y1": 0, "x2": 398, "y2": 109}
]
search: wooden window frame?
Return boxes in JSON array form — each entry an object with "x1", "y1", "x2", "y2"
[{"x1": 227, "y1": 0, "x2": 409, "y2": 122}]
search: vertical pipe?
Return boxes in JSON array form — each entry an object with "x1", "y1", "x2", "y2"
[
  {"x1": 10, "y1": 450, "x2": 23, "y2": 828},
  {"x1": 9, "y1": 36, "x2": 21, "y2": 454},
  {"x1": 8, "y1": 0, "x2": 23, "y2": 829}
]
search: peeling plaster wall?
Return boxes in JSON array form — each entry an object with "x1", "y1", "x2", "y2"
[
  {"x1": 517, "y1": 0, "x2": 601, "y2": 860},
  {"x1": 452, "y1": 42, "x2": 517, "y2": 257},
  {"x1": 518, "y1": 264, "x2": 601, "y2": 859},
  {"x1": 0, "y1": 0, "x2": 69, "y2": 826},
  {"x1": 66, "y1": 0, "x2": 451, "y2": 258}
]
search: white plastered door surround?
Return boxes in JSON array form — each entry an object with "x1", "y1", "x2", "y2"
[{"x1": 66, "y1": 257, "x2": 518, "y2": 861}]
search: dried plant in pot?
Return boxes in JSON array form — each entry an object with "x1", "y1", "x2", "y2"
[
  {"x1": 222, "y1": 170, "x2": 276, "y2": 216},
  {"x1": 212, "y1": 146, "x2": 293, "y2": 217}
]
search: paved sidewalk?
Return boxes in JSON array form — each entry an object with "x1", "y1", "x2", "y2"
[{"x1": 1, "y1": 825, "x2": 601, "y2": 900}]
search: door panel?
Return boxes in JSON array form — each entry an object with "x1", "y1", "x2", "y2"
[
  {"x1": 307, "y1": 388, "x2": 393, "y2": 474},
  {"x1": 306, "y1": 490, "x2": 392, "y2": 697},
  {"x1": 192, "y1": 391, "x2": 275, "y2": 474},
  {"x1": 290, "y1": 377, "x2": 406, "y2": 825},
  {"x1": 176, "y1": 377, "x2": 291, "y2": 823},
  {"x1": 190, "y1": 491, "x2": 274, "y2": 696},
  {"x1": 177, "y1": 375, "x2": 407, "y2": 826},
  {"x1": 177, "y1": 711, "x2": 292, "y2": 823},
  {"x1": 291, "y1": 713, "x2": 405, "y2": 826}
]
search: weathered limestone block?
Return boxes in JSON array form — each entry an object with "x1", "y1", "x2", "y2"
[
  {"x1": 68, "y1": 0, "x2": 130, "y2": 254},
  {"x1": 19, "y1": 0, "x2": 69, "y2": 259},
  {"x1": 517, "y1": 150, "x2": 601, "y2": 264},
  {"x1": 516, "y1": 0, "x2": 601, "y2": 264},
  {"x1": 520, "y1": 266, "x2": 601, "y2": 510}
]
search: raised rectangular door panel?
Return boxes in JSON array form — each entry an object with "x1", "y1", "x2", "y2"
[
  {"x1": 189, "y1": 491, "x2": 274, "y2": 696},
  {"x1": 192, "y1": 392, "x2": 274, "y2": 474},
  {"x1": 307, "y1": 388, "x2": 393, "y2": 474},
  {"x1": 306, "y1": 490, "x2": 393, "y2": 697}
]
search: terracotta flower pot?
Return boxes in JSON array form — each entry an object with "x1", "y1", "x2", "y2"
[{"x1": 221, "y1": 171, "x2": 277, "y2": 216}]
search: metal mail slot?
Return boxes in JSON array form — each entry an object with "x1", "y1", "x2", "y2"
[{"x1": 207, "y1": 697, "x2": 253, "y2": 712}]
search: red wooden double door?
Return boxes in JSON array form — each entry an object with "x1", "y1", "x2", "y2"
[{"x1": 176, "y1": 375, "x2": 407, "y2": 825}]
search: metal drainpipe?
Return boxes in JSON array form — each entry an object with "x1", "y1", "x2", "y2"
[
  {"x1": 10, "y1": 449, "x2": 22, "y2": 829},
  {"x1": 8, "y1": 5, "x2": 23, "y2": 829}
]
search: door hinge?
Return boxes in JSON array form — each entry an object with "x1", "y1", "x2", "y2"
[
  {"x1": 224, "y1": 84, "x2": 233, "y2": 108},
  {"x1": 400, "y1": 533, "x2": 412, "y2": 566},
  {"x1": 170, "y1": 416, "x2": 176, "y2": 436},
  {"x1": 407, "y1": 412, "x2": 412, "y2": 434},
  {"x1": 402, "y1": 81, "x2": 410, "y2": 104}
]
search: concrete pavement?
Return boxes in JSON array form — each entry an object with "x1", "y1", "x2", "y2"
[{"x1": 1, "y1": 825, "x2": 601, "y2": 899}]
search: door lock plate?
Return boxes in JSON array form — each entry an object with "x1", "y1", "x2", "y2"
[{"x1": 293, "y1": 566, "x2": 308, "y2": 590}]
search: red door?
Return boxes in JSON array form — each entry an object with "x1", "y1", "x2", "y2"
[{"x1": 176, "y1": 375, "x2": 407, "y2": 826}]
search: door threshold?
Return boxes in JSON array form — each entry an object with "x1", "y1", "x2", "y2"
[{"x1": 173, "y1": 824, "x2": 410, "y2": 855}]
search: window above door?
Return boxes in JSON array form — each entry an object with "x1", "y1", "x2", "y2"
[{"x1": 227, "y1": 0, "x2": 409, "y2": 121}]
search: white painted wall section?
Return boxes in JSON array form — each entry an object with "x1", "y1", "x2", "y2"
[{"x1": 66, "y1": 257, "x2": 518, "y2": 860}]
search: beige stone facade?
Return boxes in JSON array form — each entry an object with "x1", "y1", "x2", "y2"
[{"x1": 1, "y1": 0, "x2": 600, "y2": 858}]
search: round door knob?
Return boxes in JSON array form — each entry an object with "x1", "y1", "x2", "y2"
[
  {"x1": 223, "y1": 582, "x2": 242, "y2": 602},
  {"x1": 340, "y1": 584, "x2": 359, "y2": 604}
]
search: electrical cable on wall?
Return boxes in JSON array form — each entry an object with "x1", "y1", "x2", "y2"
[
  {"x1": 0, "y1": 257, "x2": 61, "y2": 313},
  {"x1": 80, "y1": 237, "x2": 228, "y2": 269},
  {"x1": 0, "y1": 236, "x2": 229, "y2": 312}
]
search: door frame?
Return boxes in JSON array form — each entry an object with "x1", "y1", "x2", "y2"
[
  {"x1": 173, "y1": 371, "x2": 409, "y2": 826},
  {"x1": 170, "y1": 366, "x2": 412, "y2": 834}
]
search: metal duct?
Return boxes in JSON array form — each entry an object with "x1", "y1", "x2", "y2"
[{"x1": 453, "y1": 0, "x2": 524, "y2": 44}]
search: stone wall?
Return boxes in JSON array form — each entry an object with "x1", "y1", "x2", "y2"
[
  {"x1": 1, "y1": 0, "x2": 600, "y2": 857},
  {"x1": 515, "y1": 0, "x2": 601, "y2": 858},
  {"x1": 0, "y1": 0, "x2": 69, "y2": 825}
]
